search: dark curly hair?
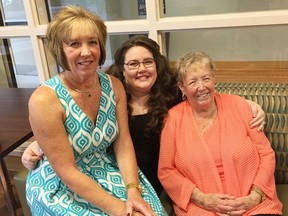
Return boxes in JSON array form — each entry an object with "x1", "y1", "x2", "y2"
[{"x1": 106, "y1": 35, "x2": 181, "y2": 135}]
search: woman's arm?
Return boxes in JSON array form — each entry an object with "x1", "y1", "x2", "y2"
[
  {"x1": 111, "y1": 78, "x2": 139, "y2": 184},
  {"x1": 245, "y1": 99, "x2": 265, "y2": 131},
  {"x1": 221, "y1": 97, "x2": 275, "y2": 215},
  {"x1": 158, "y1": 111, "x2": 197, "y2": 211},
  {"x1": 29, "y1": 86, "x2": 127, "y2": 216},
  {"x1": 246, "y1": 112, "x2": 275, "y2": 199},
  {"x1": 110, "y1": 76, "x2": 156, "y2": 215}
]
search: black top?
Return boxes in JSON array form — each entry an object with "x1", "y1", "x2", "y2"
[{"x1": 129, "y1": 114, "x2": 163, "y2": 195}]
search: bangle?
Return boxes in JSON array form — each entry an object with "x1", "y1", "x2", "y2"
[
  {"x1": 126, "y1": 182, "x2": 142, "y2": 194},
  {"x1": 251, "y1": 186, "x2": 266, "y2": 202}
]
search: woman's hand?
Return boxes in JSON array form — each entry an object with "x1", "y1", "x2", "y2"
[
  {"x1": 246, "y1": 100, "x2": 265, "y2": 131},
  {"x1": 216, "y1": 191, "x2": 261, "y2": 216},
  {"x1": 126, "y1": 189, "x2": 156, "y2": 216},
  {"x1": 198, "y1": 193, "x2": 238, "y2": 213},
  {"x1": 191, "y1": 188, "x2": 238, "y2": 213},
  {"x1": 21, "y1": 141, "x2": 43, "y2": 170}
]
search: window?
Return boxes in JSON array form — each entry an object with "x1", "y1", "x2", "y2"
[
  {"x1": 0, "y1": 37, "x2": 39, "y2": 88},
  {"x1": 162, "y1": 0, "x2": 288, "y2": 17},
  {"x1": 0, "y1": 0, "x2": 287, "y2": 88},
  {"x1": 45, "y1": 0, "x2": 146, "y2": 22},
  {"x1": 1, "y1": 0, "x2": 27, "y2": 26}
]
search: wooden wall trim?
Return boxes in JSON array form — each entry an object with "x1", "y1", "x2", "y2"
[
  {"x1": 215, "y1": 61, "x2": 288, "y2": 69},
  {"x1": 170, "y1": 61, "x2": 288, "y2": 83},
  {"x1": 215, "y1": 61, "x2": 288, "y2": 83}
]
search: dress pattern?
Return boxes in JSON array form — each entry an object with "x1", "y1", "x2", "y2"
[{"x1": 26, "y1": 71, "x2": 167, "y2": 216}]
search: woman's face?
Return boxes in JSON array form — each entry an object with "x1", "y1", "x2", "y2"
[
  {"x1": 123, "y1": 46, "x2": 157, "y2": 95},
  {"x1": 178, "y1": 63, "x2": 215, "y2": 111},
  {"x1": 62, "y1": 24, "x2": 101, "y2": 76}
]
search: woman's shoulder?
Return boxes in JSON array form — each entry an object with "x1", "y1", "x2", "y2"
[
  {"x1": 30, "y1": 86, "x2": 56, "y2": 103},
  {"x1": 216, "y1": 93, "x2": 250, "y2": 114},
  {"x1": 167, "y1": 101, "x2": 187, "y2": 117},
  {"x1": 28, "y1": 88, "x2": 58, "y2": 117},
  {"x1": 216, "y1": 93, "x2": 247, "y2": 104},
  {"x1": 106, "y1": 73, "x2": 124, "y2": 90},
  {"x1": 30, "y1": 76, "x2": 61, "y2": 105}
]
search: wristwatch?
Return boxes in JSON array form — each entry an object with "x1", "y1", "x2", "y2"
[{"x1": 126, "y1": 182, "x2": 143, "y2": 194}]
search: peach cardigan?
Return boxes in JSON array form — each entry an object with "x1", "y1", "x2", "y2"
[{"x1": 158, "y1": 94, "x2": 282, "y2": 216}]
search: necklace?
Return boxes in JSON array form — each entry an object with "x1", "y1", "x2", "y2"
[
  {"x1": 194, "y1": 104, "x2": 217, "y2": 134},
  {"x1": 198, "y1": 115, "x2": 216, "y2": 134},
  {"x1": 62, "y1": 74, "x2": 96, "y2": 97}
]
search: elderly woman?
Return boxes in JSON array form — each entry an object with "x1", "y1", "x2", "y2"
[
  {"x1": 158, "y1": 51, "x2": 282, "y2": 216},
  {"x1": 26, "y1": 6, "x2": 166, "y2": 215}
]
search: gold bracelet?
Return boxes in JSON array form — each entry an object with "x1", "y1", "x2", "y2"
[
  {"x1": 251, "y1": 186, "x2": 266, "y2": 202},
  {"x1": 126, "y1": 182, "x2": 142, "y2": 194}
]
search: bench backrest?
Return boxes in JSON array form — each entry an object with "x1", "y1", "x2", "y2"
[{"x1": 215, "y1": 82, "x2": 288, "y2": 184}]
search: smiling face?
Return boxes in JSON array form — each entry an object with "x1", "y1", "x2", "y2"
[
  {"x1": 178, "y1": 62, "x2": 216, "y2": 112},
  {"x1": 62, "y1": 23, "x2": 101, "y2": 76},
  {"x1": 123, "y1": 46, "x2": 157, "y2": 95}
]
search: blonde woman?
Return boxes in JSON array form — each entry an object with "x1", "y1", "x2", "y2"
[{"x1": 26, "y1": 6, "x2": 166, "y2": 216}]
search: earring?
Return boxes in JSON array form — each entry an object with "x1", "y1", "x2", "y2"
[{"x1": 182, "y1": 93, "x2": 187, "y2": 100}]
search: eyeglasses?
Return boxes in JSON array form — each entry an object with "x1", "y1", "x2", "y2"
[{"x1": 124, "y1": 58, "x2": 155, "y2": 70}]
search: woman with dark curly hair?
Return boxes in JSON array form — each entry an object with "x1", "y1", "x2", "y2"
[{"x1": 106, "y1": 35, "x2": 181, "y2": 195}]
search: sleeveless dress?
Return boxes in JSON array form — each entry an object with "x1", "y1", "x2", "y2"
[{"x1": 26, "y1": 71, "x2": 167, "y2": 216}]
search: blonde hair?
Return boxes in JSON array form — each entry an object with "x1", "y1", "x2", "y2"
[
  {"x1": 175, "y1": 51, "x2": 216, "y2": 83},
  {"x1": 46, "y1": 5, "x2": 107, "y2": 70}
]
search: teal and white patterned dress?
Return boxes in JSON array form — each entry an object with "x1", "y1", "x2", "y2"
[{"x1": 26, "y1": 71, "x2": 167, "y2": 216}]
